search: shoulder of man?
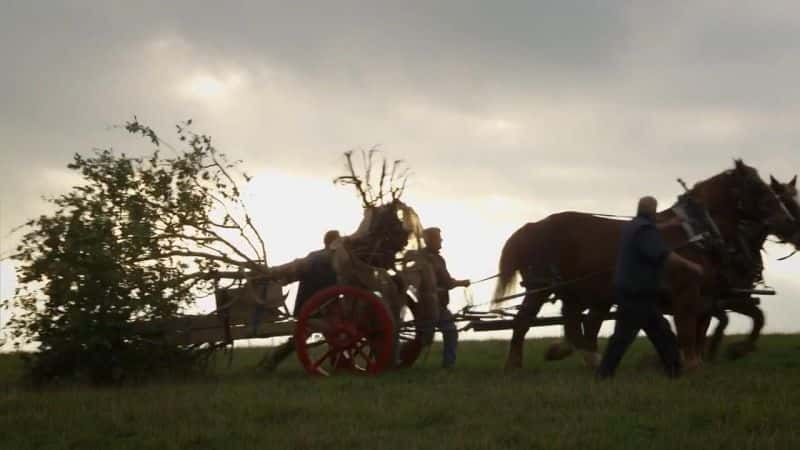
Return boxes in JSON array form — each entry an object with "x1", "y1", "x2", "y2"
[
  {"x1": 420, "y1": 248, "x2": 445, "y2": 267},
  {"x1": 630, "y1": 217, "x2": 657, "y2": 234},
  {"x1": 305, "y1": 248, "x2": 332, "y2": 264}
]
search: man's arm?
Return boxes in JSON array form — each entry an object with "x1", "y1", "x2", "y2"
[
  {"x1": 452, "y1": 278, "x2": 470, "y2": 288},
  {"x1": 639, "y1": 225, "x2": 704, "y2": 277},
  {"x1": 657, "y1": 216, "x2": 683, "y2": 230},
  {"x1": 437, "y1": 257, "x2": 470, "y2": 289},
  {"x1": 666, "y1": 252, "x2": 704, "y2": 277}
]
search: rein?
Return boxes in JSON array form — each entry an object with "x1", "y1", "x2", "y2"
[
  {"x1": 588, "y1": 213, "x2": 634, "y2": 220},
  {"x1": 485, "y1": 232, "x2": 711, "y2": 308},
  {"x1": 470, "y1": 273, "x2": 501, "y2": 284}
]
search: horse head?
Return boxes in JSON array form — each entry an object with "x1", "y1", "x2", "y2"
[
  {"x1": 768, "y1": 174, "x2": 800, "y2": 248},
  {"x1": 727, "y1": 160, "x2": 798, "y2": 247}
]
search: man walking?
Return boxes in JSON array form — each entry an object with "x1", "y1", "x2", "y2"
[
  {"x1": 421, "y1": 227, "x2": 470, "y2": 369},
  {"x1": 596, "y1": 196, "x2": 703, "y2": 379}
]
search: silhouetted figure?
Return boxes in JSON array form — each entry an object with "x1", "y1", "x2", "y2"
[
  {"x1": 323, "y1": 230, "x2": 340, "y2": 249},
  {"x1": 420, "y1": 227, "x2": 470, "y2": 368},
  {"x1": 596, "y1": 196, "x2": 703, "y2": 379},
  {"x1": 260, "y1": 229, "x2": 341, "y2": 371}
]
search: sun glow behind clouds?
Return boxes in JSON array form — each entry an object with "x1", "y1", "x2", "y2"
[
  {"x1": 244, "y1": 169, "x2": 363, "y2": 265},
  {"x1": 179, "y1": 72, "x2": 245, "y2": 101}
]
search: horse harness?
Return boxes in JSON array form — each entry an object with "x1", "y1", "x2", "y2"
[{"x1": 671, "y1": 172, "x2": 790, "y2": 301}]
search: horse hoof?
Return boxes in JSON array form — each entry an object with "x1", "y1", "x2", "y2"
[
  {"x1": 545, "y1": 342, "x2": 574, "y2": 361},
  {"x1": 582, "y1": 351, "x2": 602, "y2": 369},
  {"x1": 504, "y1": 357, "x2": 523, "y2": 371},
  {"x1": 683, "y1": 357, "x2": 702, "y2": 371}
]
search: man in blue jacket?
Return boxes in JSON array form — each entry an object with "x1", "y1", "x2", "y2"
[{"x1": 596, "y1": 196, "x2": 703, "y2": 379}]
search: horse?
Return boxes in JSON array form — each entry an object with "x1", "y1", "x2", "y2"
[
  {"x1": 704, "y1": 174, "x2": 800, "y2": 359},
  {"x1": 496, "y1": 160, "x2": 799, "y2": 371}
]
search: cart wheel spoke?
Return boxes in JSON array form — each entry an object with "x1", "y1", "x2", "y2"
[
  {"x1": 356, "y1": 342, "x2": 372, "y2": 363},
  {"x1": 295, "y1": 286, "x2": 395, "y2": 376},
  {"x1": 350, "y1": 341, "x2": 373, "y2": 371},
  {"x1": 312, "y1": 348, "x2": 336, "y2": 370}
]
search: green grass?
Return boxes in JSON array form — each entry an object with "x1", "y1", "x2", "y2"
[{"x1": 1, "y1": 335, "x2": 800, "y2": 450}]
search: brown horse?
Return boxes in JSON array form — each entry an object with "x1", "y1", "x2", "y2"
[
  {"x1": 496, "y1": 161, "x2": 799, "y2": 370},
  {"x1": 705, "y1": 174, "x2": 800, "y2": 359}
]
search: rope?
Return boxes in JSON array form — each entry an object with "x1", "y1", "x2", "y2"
[
  {"x1": 469, "y1": 273, "x2": 500, "y2": 284},
  {"x1": 491, "y1": 269, "x2": 611, "y2": 304},
  {"x1": 589, "y1": 213, "x2": 634, "y2": 220},
  {"x1": 455, "y1": 231, "x2": 711, "y2": 313}
]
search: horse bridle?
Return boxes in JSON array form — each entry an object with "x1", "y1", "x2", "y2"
[
  {"x1": 726, "y1": 169, "x2": 797, "y2": 272},
  {"x1": 735, "y1": 169, "x2": 796, "y2": 226}
]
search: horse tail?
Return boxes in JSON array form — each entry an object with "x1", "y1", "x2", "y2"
[{"x1": 492, "y1": 226, "x2": 526, "y2": 306}]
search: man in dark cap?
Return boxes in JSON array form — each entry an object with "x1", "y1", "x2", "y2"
[{"x1": 596, "y1": 196, "x2": 703, "y2": 379}]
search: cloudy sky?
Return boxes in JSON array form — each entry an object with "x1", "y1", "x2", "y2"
[{"x1": 2, "y1": 1, "x2": 800, "y2": 341}]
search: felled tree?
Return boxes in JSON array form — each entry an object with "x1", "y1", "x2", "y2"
[{"x1": 8, "y1": 119, "x2": 265, "y2": 384}]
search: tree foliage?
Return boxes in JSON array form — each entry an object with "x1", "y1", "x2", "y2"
[{"x1": 8, "y1": 119, "x2": 264, "y2": 384}]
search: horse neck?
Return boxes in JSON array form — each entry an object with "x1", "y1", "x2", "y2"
[
  {"x1": 739, "y1": 220, "x2": 769, "y2": 255},
  {"x1": 686, "y1": 172, "x2": 741, "y2": 239}
]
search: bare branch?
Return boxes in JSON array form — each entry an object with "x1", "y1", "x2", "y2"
[
  {"x1": 133, "y1": 251, "x2": 261, "y2": 272},
  {"x1": 377, "y1": 157, "x2": 388, "y2": 205},
  {"x1": 188, "y1": 177, "x2": 262, "y2": 258},
  {"x1": 335, "y1": 150, "x2": 371, "y2": 207},
  {"x1": 244, "y1": 213, "x2": 269, "y2": 266},
  {"x1": 176, "y1": 221, "x2": 262, "y2": 268}
]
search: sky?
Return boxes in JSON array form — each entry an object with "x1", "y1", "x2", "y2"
[{"x1": 2, "y1": 1, "x2": 800, "y2": 345}]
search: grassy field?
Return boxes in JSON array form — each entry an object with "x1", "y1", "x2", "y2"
[{"x1": 1, "y1": 335, "x2": 799, "y2": 450}]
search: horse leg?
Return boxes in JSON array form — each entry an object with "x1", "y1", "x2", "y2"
[
  {"x1": 705, "y1": 306, "x2": 729, "y2": 361},
  {"x1": 726, "y1": 300, "x2": 764, "y2": 359},
  {"x1": 545, "y1": 304, "x2": 580, "y2": 361},
  {"x1": 258, "y1": 338, "x2": 295, "y2": 372},
  {"x1": 506, "y1": 294, "x2": 544, "y2": 370},
  {"x1": 695, "y1": 312, "x2": 712, "y2": 361},
  {"x1": 579, "y1": 303, "x2": 612, "y2": 368},
  {"x1": 674, "y1": 309, "x2": 701, "y2": 370}
]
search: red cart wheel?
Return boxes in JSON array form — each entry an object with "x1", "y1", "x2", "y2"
[{"x1": 294, "y1": 286, "x2": 395, "y2": 376}]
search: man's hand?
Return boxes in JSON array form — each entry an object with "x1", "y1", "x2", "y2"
[
  {"x1": 456, "y1": 279, "x2": 471, "y2": 288},
  {"x1": 687, "y1": 261, "x2": 704, "y2": 278}
]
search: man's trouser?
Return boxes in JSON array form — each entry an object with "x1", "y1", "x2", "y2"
[
  {"x1": 596, "y1": 297, "x2": 681, "y2": 379},
  {"x1": 418, "y1": 305, "x2": 459, "y2": 368}
]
